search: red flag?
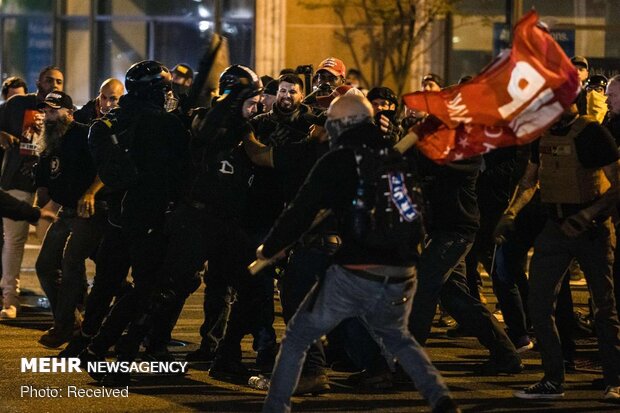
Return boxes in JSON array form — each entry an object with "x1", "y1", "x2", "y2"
[{"x1": 402, "y1": 11, "x2": 580, "y2": 163}]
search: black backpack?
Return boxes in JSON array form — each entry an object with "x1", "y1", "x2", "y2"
[
  {"x1": 89, "y1": 113, "x2": 139, "y2": 191},
  {"x1": 344, "y1": 145, "x2": 426, "y2": 252}
]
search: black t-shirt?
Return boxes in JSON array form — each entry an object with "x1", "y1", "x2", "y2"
[
  {"x1": 412, "y1": 152, "x2": 481, "y2": 240},
  {"x1": 35, "y1": 122, "x2": 96, "y2": 208},
  {"x1": 530, "y1": 119, "x2": 619, "y2": 168}
]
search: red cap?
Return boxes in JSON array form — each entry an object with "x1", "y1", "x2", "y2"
[{"x1": 317, "y1": 57, "x2": 346, "y2": 78}]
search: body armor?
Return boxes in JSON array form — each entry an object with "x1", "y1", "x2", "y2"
[{"x1": 539, "y1": 115, "x2": 610, "y2": 204}]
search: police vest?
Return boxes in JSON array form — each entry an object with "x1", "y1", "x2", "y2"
[{"x1": 539, "y1": 115, "x2": 610, "y2": 204}]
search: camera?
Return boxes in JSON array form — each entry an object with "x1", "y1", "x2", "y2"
[{"x1": 295, "y1": 64, "x2": 313, "y2": 76}]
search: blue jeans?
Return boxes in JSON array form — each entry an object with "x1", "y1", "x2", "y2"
[
  {"x1": 263, "y1": 264, "x2": 450, "y2": 413},
  {"x1": 36, "y1": 208, "x2": 106, "y2": 329}
]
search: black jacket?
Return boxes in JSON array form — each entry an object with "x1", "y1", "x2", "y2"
[
  {"x1": 250, "y1": 103, "x2": 322, "y2": 146},
  {"x1": 262, "y1": 123, "x2": 419, "y2": 267},
  {"x1": 74, "y1": 99, "x2": 98, "y2": 125},
  {"x1": 89, "y1": 94, "x2": 190, "y2": 230}
]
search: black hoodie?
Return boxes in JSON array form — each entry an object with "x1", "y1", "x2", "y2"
[{"x1": 262, "y1": 122, "x2": 419, "y2": 267}]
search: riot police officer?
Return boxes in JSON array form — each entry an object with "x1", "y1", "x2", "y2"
[{"x1": 81, "y1": 60, "x2": 190, "y2": 385}]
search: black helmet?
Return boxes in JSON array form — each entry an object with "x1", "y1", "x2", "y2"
[
  {"x1": 585, "y1": 74, "x2": 608, "y2": 92},
  {"x1": 125, "y1": 60, "x2": 171, "y2": 97},
  {"x1": 218, "y1": 64, "x2": 262, "y2": 97}
]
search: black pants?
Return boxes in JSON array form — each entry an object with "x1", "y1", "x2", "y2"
[
  {"x1": 278, "y1": 245, "x2": 332, "y2": 375},
  {"x1": 81, "y1": 222, "x2": 131, "y2": 337},
  {"x1": 152, "y1": 203, "x2": 262, "y2": 360},
  {"x1": 89, "y1": 225, "x2": 168, "y2": 360},
  {"x1": 464, "y1": 168, "x2": 512, "y2": 299},
  {"x1": 409, "y1": 231, "x2": 518, "y2": 361}
]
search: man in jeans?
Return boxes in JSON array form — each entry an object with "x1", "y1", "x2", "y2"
[
  {"x1": 0, "y1": 66, "x2": 64, "y2": 319},
  {"x1": 257, "y1": 95, "x2": 459, "y2": 413},
  {"x1": 496, "y1": 104, "x2": 620, "y2": 400}
]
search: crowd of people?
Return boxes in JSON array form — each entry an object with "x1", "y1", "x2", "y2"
[{"x1": 0, "y1": 52, "x2": 619, "y2": 413}]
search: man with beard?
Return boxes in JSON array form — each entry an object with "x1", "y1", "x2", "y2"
[
  {"x1": 0, "y1": 65, "x2": 64, "y2": 320},
  {"x1": 496, "y1": 103, "x2": 620, "y2": 400},
  {"x1": 74, "y1": 78, "x2": 124, "y2": 125},
  {"x1": 244, "y1": 75, "x2": 337, "y2": 394},
  {"x1": 34, "y1": 91, "x2": 106, "y2": 347},
  {"x1": 185, "y1": 74, "x2": 319, "y2": 375}
]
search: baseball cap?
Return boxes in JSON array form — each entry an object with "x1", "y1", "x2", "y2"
[
  {"x1": 422, "y1": 73, "x2": 443, "y2": 88},
  {"x1": 264, "y1": 79, "x2": 278, "y2": 96},
  {"x1": 316, "y1": 57, "x2": 346, "y2": 78},
  {"x1": 367, "y1": 86, "x2": 398, "y2": 106},
  {"x1": 38, "y1": 91, "x2": 73, "y2": 110},
  {"x1": 585, "y1": 74, "x2": 607, "y2": 90},
  {"x1": 570, "y1": 56, "x2": 589, "y2": 70},
  {"x1": 172, "y1": 63, "x2": 194, "y2": 80}
]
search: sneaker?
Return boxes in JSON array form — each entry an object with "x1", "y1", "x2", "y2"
[
  {"x1": 476, "y1": 356, "x2": 523, "y2": 376},
  {"x1": 432, "y1": 395, "x2": 462, "y2": 413},
  {"x1": 346, "y1": 369, "x2": 393, "y2": 390},
  {"x1": 293, "y1": 373, "x2": 330, "y2": 395},
  {"x1": 38, "y1": 326, "x2": 74, "y2": 348},
  {"x1": 604, "y1": 386, "x2": 620, "y2": 400},
  {"x1": 0, "y1": 305, "x2": 17, "y2": 320},
  {"x1": 513, "y1": 336, "x2": 534, "y2": 353},
  {"x1": 514, "y1": 380, "x2": 564, "y2": 399}
]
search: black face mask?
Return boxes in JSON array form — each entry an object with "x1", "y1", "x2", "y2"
[
  {"x1": 374, "y1": 109, "x2": 397, "y2": 124},
  {"x1": 172, "y1": 83, "x2": 190, "y2": 98}
]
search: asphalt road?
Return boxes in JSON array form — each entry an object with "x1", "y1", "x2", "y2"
[{"x1": 0, "y1": 234, "x2": 618, "y2": 412}]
